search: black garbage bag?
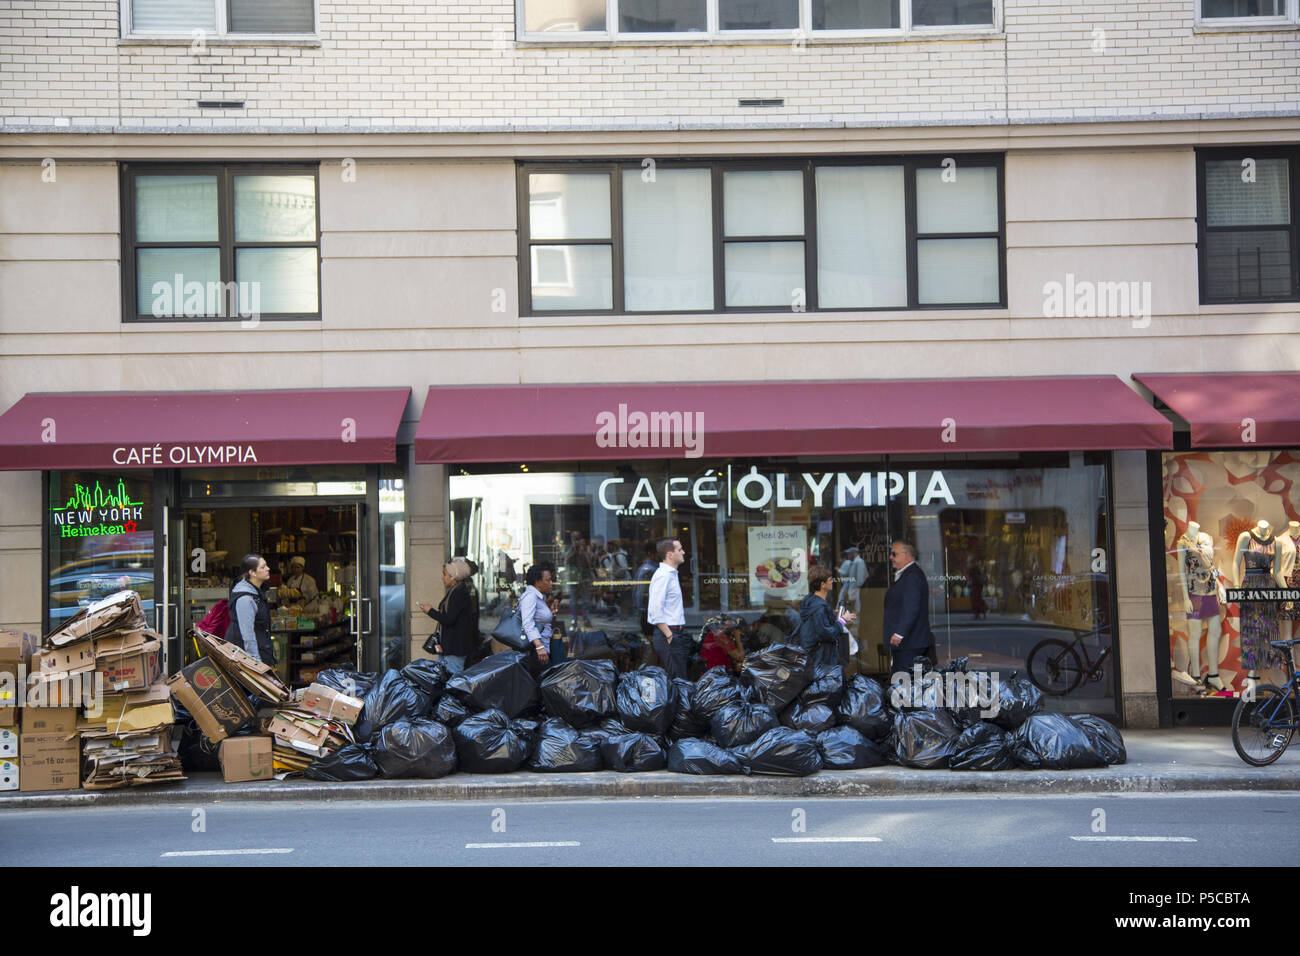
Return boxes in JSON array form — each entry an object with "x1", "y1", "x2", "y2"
[
  {"x1": 943, "y1": 656, "x2": 970, "y2": 673},
  {"x1": 372, "y1": 718, "x2": 457, "y2": 778},
  {"x1": 401, "y1": 659, "x2": 451, "y2": 701},
  {"x1": 893, "y1": 659, "x2": 944, "y2": 711},
  {"x1": 837, "y1": 675, "x2": 892, "y2": 741},
  {"x1": 816, "y1": 726, "x2": 888, "y2": 769},
  {"x1": 435, "y1": 694, "x2": 473, "y2": 728},
  {"x1": 732, "y1": 727, "x2": 823, "y2": 777},
  {"x1": 510, "y1": 717, "x2": 542, "y2": 755},
  {"x1": 314, "y1": 669, "x2": 377, "y2": 700},
  {"x1": 949, "y1": 721, "x2": 1016, "y2": 771},
  {"x1": 177, "y1": 720, "x2": 223, "y2": 772},
  {"x1": 781, "y1": 701, "x2": 837, "y2": 735},
  {"x1": 306, "y1": 743, "x2": 380, "y2": 781},
  {"x1": 1071, "y1": 714, "x2": 1127, "y2": 765},
  {"x1": 1012, "y1": 713, "x2": 1107, "y2": 770},
  {"x1": 601, "y1": 732, "x2": 667, "y2": 772},
  {"x1": 740, "y1": 644, "x2": 811, "y2": 712},
  {"x1": 446, "y1": 651, "x2": 539, "y2": 719},
  {"x1": 711, "y1": 700, "x2": 779, "y2": 749},
  {"x1": 566, "y1": 629, "x2": 614, "y2": 661},
  {"x1": 945, "y1": 667, "x2": 998, "y2": 729},
  {"x1": 615, "y1": 667, "x2": 675, "y2": 736},
  {"x1": 893, "y1": 708, "x2": 962, "y2": 769},
  {"x1": 668, "y1": 679, "x2": 711, "y2": 741},
  {"x1": 453, "y1": 709, "x2": 531, "y2": 773},
  {"x1": 989, "y1": 672, "x2": 1043, "y2": 731},
  {"x1": 539, "y1": 659, "x2": 618, "y2": 728},
  {"x1": 797, "y1": 666, "x2": 844, "y2": 709},
  {"x1": 354, "y1": 670, "x2": 433, "y2": 742},
  {"x1": 692, "y1": 667, "x2": 746, "y2": 719},
  {"x1": 667, "y1": 738, "x2": 745, "y2": 775},
  {"x1": 528, "y1": 718, "x2": 604, "y2": 772}
]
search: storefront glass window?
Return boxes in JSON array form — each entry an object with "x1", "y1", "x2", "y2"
[
  {"x1": 1162, "y1": 450, "x2": 1300, "y2": 698},
  {"x1": 47, "y1": 471, "x2": 155, "y2": 629},
  {"x1": 451, "y1": 452, "x2": 1115, "y2": 713}
]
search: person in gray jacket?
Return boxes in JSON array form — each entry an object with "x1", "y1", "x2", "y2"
[{"x1": 224, "y1": 553, "x2": 276, "y2": 666}]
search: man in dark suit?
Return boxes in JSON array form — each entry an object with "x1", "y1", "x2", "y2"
[{"x1": 884, "y1": 541, "x2": 935, "y2": 675}]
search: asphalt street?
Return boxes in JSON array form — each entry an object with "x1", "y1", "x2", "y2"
[{"x1": 3, "y1": 792, "x2": 1297, "y2": 866}]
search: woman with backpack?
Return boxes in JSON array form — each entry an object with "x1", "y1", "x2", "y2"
[{"x1": 225, "y1": 553, "x2": 276, "y2": 666}]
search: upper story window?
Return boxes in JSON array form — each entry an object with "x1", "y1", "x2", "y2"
[
  {"x1": 121, "y1": 165, "x2": 321, "y2": 323},
  {"x1": 124, "y1": 0, "x2": 315, "y2": 37},
  {"x1": 517, "y1": 0, "x2": 997, "y2": 41},
  {"x1": 518, "y1": 156, "x2": 1005, "y2": 315},
  {"x1": 1197, "y1": 148, "x2": 1299, "y2": 304},
  {"x1": 1199, "y1": 0, "x2": 1299, "y2": 23}
]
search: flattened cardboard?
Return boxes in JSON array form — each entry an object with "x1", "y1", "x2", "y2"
[
  {"x1": 80, "y1": 684, "x2": 174, "y2": 735},
  {"x1": 266, "y1": 712, "x2": 332, "y2": 753},
  {"x1": 97, "y1": 639, "x2": 162, "y2": 692},
  {"x1": 219, "y1": 736, "x2": 273, "y2": 782},
  {"x1": 300, "y1": 684, "x2": 363, "y2": 725},
  {"x1": 21, "y1": 707, "x2": 78, "y2": 735},
  {"x1": 18, "y1": 733, "x2": 79, "y2": 791},
  {"x1": 167, "y1": 659, "x2": 255, "y2": 745},
  {"x1": 45, "y1": 590, "x2": 144, "y2": 646},
  {"x1": 36, "y1": 641, "x2": 97, "y2": 677},
  {"x1": 194, "y1": 630, "x2": 290, "y2": 702}
]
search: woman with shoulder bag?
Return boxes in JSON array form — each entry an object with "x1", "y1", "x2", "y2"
[
  {"x1": 418, "y1": 558, "x2": 473, "y2": 674},
  {"x1": 225, "y1": 553, "x2": 276, "y2": 666},
  {"x1": 519, "y1": 561, "x2": 562, "y2": 677}
]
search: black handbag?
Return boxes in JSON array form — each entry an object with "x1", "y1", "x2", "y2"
[
  {"x1": 422, "y1": 629, "x2": 441, "y2": 656},
  {"x1": 491, "y1": 602, "x2": 530, "y2": 652}
]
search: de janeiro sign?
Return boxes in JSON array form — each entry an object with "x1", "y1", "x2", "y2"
[{"x1": 598, "y1": 466, "x2": 955, "y2": 516}]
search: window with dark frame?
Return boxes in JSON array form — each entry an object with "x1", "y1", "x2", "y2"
[
  {"x1": 129, "y1": 0, "x2": 315, "y2": 33},
  {"x1": 121, "y1": 165, "x2": 321, "y2": 322},
  {"x1": 518, "y1": 155, "x2": 1005, "y2": 315},
  {"x1": 1200, "y1": 0, "x2": 1286, "y2": 17},
  {"x1": 1197, "y1": 148, "x2": 1299, "y2": 304}
]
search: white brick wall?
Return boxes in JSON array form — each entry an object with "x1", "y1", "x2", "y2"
[{"x1": 0, "y1": 1, "x2": 1295, "y2": 130}]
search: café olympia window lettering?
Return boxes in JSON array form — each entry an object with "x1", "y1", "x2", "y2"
[
  {"x1": 598, "y1": 467, "x2": 955, "y2": 516},
  {"x1": 112, "y1": 444, "x2": 259, "y2": 466}
]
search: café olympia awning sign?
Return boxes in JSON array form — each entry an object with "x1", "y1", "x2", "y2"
[{"x1": 0, "y1": 388, "x2": 412, "y2": 470}]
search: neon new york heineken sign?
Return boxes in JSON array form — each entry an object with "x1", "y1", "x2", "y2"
[{"x1": 51, "y1": 479, "x2": 146, "y2": 538}]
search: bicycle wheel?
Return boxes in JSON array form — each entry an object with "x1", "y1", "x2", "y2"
[
  {"x1": 1232, "y1": 684, "x2": 1297, "y2": 767},
  {"x1": 1025, "y1": 638, "x2": 1085, "y2": 695}
]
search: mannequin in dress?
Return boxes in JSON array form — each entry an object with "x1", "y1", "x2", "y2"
[
  {"x1": 1278, "y1": 521, "x2": 1300, "y2": 642},
  {"x1": 1234, "y1": 519, "x2": 1283, "y2": 691},
  {"x1": 1175, "y1": 522, "x2": 1227, "y2": 692}
]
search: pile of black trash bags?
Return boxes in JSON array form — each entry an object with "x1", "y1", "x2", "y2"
[{"x1": 300, "y1": 646, "x2": 1126, "y2": 781}]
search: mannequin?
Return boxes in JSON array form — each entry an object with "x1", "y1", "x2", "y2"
[
  {"x1": 1234, "y1": 519, "x2": 1283, "y2": 691},
  {"x1": 1175, "y1": 522, "x2": 1227, "y2": 692},
  {"x1": 1278, "y1": 521, "x2": 1300, "y2": 642}
]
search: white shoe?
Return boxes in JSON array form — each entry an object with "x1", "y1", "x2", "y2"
[{"x1": 1171, "y1": 668, "x2": 1199, "y2": 687}]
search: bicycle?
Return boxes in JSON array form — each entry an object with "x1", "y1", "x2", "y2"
[
  {"x1": 1231, "y1": 637, "x2": 1300, "y2": 766},
  {"x1": 1025, "y1": 625, "x2": 1112, "y2": 695}
]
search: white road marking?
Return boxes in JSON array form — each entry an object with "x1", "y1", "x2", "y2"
[
  {"x1": 772, "y1": 837, "x2": 883, "y2": 843},
  {"x1": 1070, "y1": 836, "x2": 1197, "y2": 842},
  {"x1": 465, "y1": 841, "x2": 581, "y2": 849},
  {"x1": 161, "y1": 848, "x2": 295, "y2": 857}
]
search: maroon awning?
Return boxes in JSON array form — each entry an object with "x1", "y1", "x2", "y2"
[
  {"x1": 414, "y1": 376, "x2": 1171, "y2": 463},
  {"x1": 1134, "y1": 372, "x2": 1300, "y2": 448},
  {"x1": 0, "y1": 388, "x2": 411, "y2": 470}
]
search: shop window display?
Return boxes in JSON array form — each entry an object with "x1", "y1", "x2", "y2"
[{"x1": 1163, "y1": 450, "x2": 1300, "y2": 697}]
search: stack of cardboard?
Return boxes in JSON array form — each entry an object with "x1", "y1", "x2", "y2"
[
  {"x1": 192, "y1": 629, "x2": 291, "y2": 703},
  {"x1": 34, "y1": 591, "x2": 162, "y2": 705},
  {"x1": 0, "y1": 631, "x2": 38, "y2": 729},
  {"x1": 78, "y1": 684, "x2": 184, "y2": 790},
  {"x1": 263, "y1": 683, "x2": 361, "y2": 774}
]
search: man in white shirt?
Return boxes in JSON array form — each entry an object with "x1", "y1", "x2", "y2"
[
  {"x1": 281, "y1": 556, "x2": 319, "y2": 608},
  {"x1": 647, "y1": 537, "x2": 689, "y2": 680}
]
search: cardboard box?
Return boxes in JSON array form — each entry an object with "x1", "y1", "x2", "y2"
[
  {"x1": 0, "y1": 758, "x2": 16, "y2": 791},
  {"x1": 0, "y1": 631, "x2": 38, "y2": 673},
  {"x1": 193, "y1": 630, "x2": 290, "y2": 702},
  {"x1": 0, "y1": 728, "x2": 16, "y2": 759},
  {"x1": 300, "y1": 684, "x2": 363, "y2": 725},
  {"x1": 219, "y1": 736, "x2": 273, "y2": 783},
  {"x1": 0, "y1": 706, "x2": 13, "y2": 728},
  {"x1": 36, "y1": 640, "x2": 97, "y2": 677},
  {"x1": 97, "y1": 638, "x2": 162, "y2": 692},
  {"x1": 18, "y1": 733, "x2": 80, "y2": 791},
  {"x1": 21, "y1": 707, "x2": 78, "y2": 735},
  {"x1": 80, "y1": 683, "x2": 174, "y2": 735},
  {"x1": 167, "y1": 658, "x2": 256, "y2": 745},
  {"x1": 45, "y1": 590, "x2": 144, "y2": 646},
  {"x1": 266, "y1": 712, "x2": 334, "y2": 755}
]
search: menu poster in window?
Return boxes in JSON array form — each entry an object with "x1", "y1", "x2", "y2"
[
  {"x1": 835, "y1": 507, "x2": 890, "y2": 588},
  {"x1": 747, "y1": 526, "x2": 808, "y2": 605}
]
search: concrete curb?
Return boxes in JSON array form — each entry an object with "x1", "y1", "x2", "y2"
[{"x1": 4, "y1": 766, "x2": 1300, "y2": 809}]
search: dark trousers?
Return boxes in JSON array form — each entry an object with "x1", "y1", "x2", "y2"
[
  {"x1": 891, "y1": 644, "x2": 936, "y2": 677},
  {"x1": 526, "y1": 637, "x2": 564, "y2": 678},
  {"x1": 652, "y1": 626, "x2": 690, "y2": 681}
]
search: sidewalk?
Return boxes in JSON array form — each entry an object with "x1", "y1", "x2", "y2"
[{"x1": 2, "y1": 728, "x2": 1297, "y2": 809}]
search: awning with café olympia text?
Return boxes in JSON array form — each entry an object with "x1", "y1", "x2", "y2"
[
  {"x1": 413, "y1": 376, "x2": 1172, "y2": 463},
  {"x1": 0, "y1": 388, "x2": 412, "y2": 470},
  {"x1": 1134, "y1": 372, "x2": 1300, "y2": 449}
]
